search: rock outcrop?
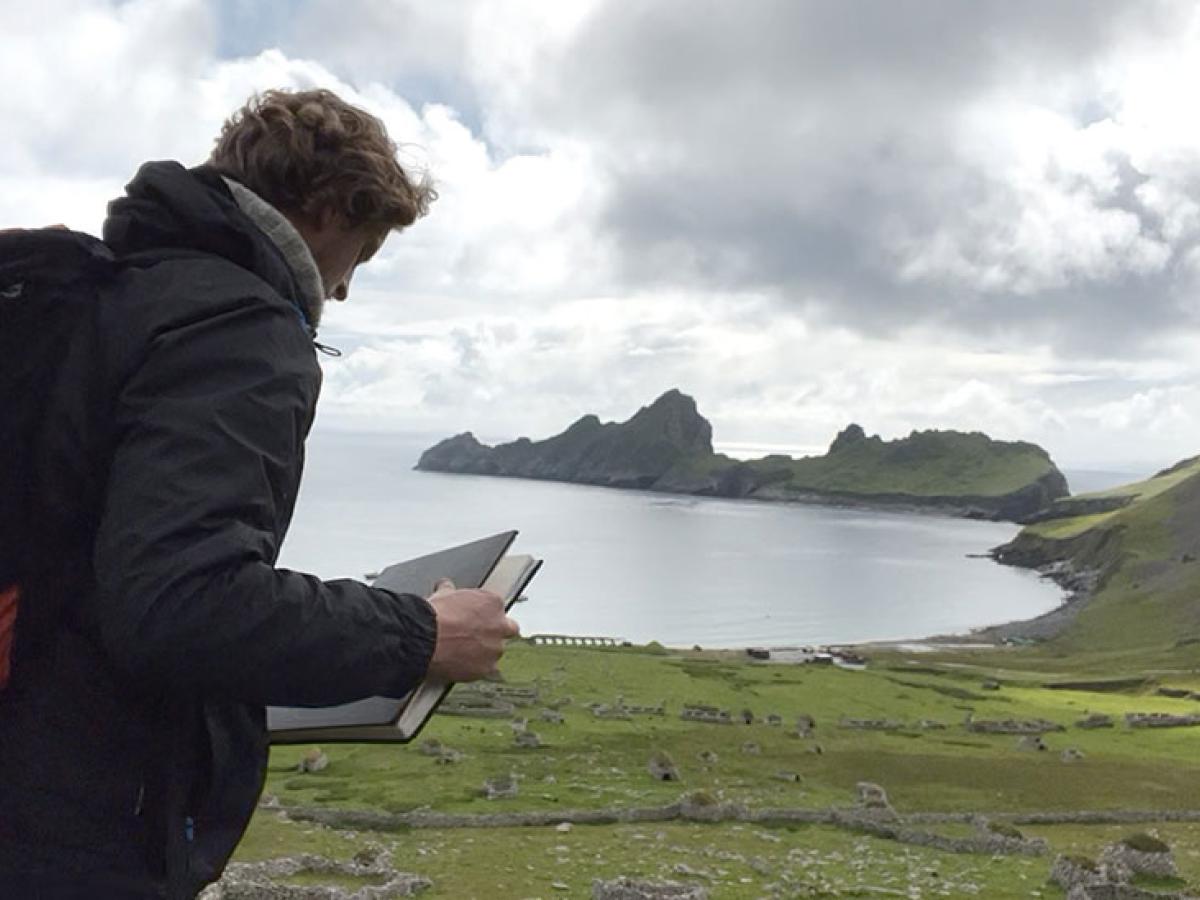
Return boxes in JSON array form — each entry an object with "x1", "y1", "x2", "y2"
[{"x1": 417, "y1": 390, "x2": 1069, "y2": 522}]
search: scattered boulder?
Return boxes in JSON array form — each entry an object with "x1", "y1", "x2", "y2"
[
  {"x1": 514, "y1": 730, "x2": 542, "y2": 749},
  {"x1": 917, "y1": 718, "x2": 947, "y2": 730},
  {"x1": 1061, "y1": 747, "x2": 1085, "y2": 763},
  {"x1": 435, "y1": 748, "x2": 464, "y2": 765},
  {"x1": 765, "y1": 713, "x2": 783, "y2": 726},
  {"x1": 555, "y1": 822, "x2": 573, "y2": 834},
  {"x1": 296, "y1": 748, "x2": 329, "y2": 774},
  {"x1": 1016, "y1": 735, "x2": 1048, "y2": 752},
  {"x1": 592, "y1": 876, "x2": 708, "y2": 899},
  {"x1": 539, "y1": 709, "x2": 566, "y2": 724},
  {"x1": 773, "y1": 771, "x2": 802, "y2": 783},
  {"x1": 740, "y1": 741, "x2": 761, "y2": 755},
  {"x1": 794, "y1": 714, "x2": 816, "y2": 737},
  {"x1": 647, "y1": 751, "x2": 681, "y2": 782},
  {"x1": 697, "y1": 750, "x2": 718, "y2": 765},
  {"x1": 739, "y1": 708, "x2": 755, "y2": 725},
  {"x1": 483, "y1": 774, "x2": 519, "y2": 800},
  {"x1": 982, "y1": 679, "x2": 1001, "y2": 691},
  {"x1": 417, "y1": 739, "x2": 443, "y2": 757}
]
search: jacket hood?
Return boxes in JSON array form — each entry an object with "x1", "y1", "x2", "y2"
[{"x1": 103, "y1": 161, "x2": 310, "y2": 329}]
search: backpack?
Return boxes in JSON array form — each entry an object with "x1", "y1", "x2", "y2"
[{"x1": 0, "y1": 227, "x2": 119, "y2": 692}]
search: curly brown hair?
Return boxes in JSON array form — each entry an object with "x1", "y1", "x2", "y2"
[{"x1": 209, "y1": 88, "x2": 436, "y2": 231}]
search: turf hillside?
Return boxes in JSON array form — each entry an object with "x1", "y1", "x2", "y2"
[
  {"x1": 417, "y1": 390, "x2": 1068, "y2": 521},
  {"x1": 989, "y1": 456, "x2": 1200, "y2": 661}
]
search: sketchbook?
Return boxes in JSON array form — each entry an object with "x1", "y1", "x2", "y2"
[{"x1": 267, "y1": 531, "x2": 541, "y2": 744}]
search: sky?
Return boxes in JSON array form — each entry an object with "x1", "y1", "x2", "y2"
[{"x1": 5, "y1": 0, "x2": 1200, "y2": 474}]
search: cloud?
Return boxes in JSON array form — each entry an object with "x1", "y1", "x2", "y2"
[
  {"x1": 9, "y1": 1, "x2": 1200, "y2": 469},
  {"x1": 467, "y1": 0, "x2": 1200, "y2": 349}
]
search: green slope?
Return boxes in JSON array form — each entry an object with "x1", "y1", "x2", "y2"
[{"x1": 994, "y1": 457, "x2": 1200, "y2": 655}]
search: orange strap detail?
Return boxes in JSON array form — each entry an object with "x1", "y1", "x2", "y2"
[{"x1": 0, "y1": 584, "x2": 19, "y2": 690}]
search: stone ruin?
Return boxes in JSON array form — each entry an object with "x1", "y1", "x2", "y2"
[
  {"x1": 482, "y1": 774, "x2": 519, "y2": 800},
  {"x1": 1126, "y1": 712, "x2": 1200, "y2": 729},
  {"x1": 1076, "y1": 713, "x2": 1115, "y2": 729},
  {"x1": 1066, "y1": 885, "x2": 1199, "y2": 899},
  {"x1": 1050, "y1": 853, "x2": 1197, "y2": 899},
  {"x1": 539, "y1": 708, "x2": 566, "y2": 724},
  {"x1": 966, "y1": 716, "x2": 1065, "y2": 735},
  {"x1": 199, "y1": 848, "x2": 430, "y2": 899},
  {"x1": 514, "y1": 730, "x2": 542, "y2": 749},
  {"x1": 838, "y1": 716, "x2": 905, "y2": 732},
  {"x1": 489, "y1": 684, "x2": 541, "y2": 707},
  {"x1": 1061, "y1": 747, "x2": 1086, "y2": 762},
  {"x1": 439, "y1": 687, "x2": 516, "y2": 718},
  {"x1": 773, "y1": 770, "x2": 802, "y2": 783},
  {"x1": 1156, "y1": 687, "x2": 1192, "y2": 699},
  {"x1": 855, "y1": 781, "x2": 897, "y2": 820},
  {"x1": 765, "y1": 713, "x2": 783, "y2": 726},
  {"x1": 615, "y1": 694, "x2": 666, "y2": 717},
  {"x1": 916, "y1": 718, "x2": 946, "y2": 730},
  {"x1": 1098, "y1": 834, "x2": 1179, "y2": 879},
  {"x1": 740, "y1": 741, "x2": 760, "y2": 755},
  {"x1": 592, "y1": 877, "x2": 708, "y2": 899},
  {"x1": 1017, "y1": 735, "x2": 1048, "y2": 752},
  {"x1": 530, "y1": 634, "x2": 620, "y2": 648},
  {"x1": 297, "y1": 748, "x2": 329, "y2": 774},
  {"x1": 793, "y1": 714, "x2": 816, "y2": 738},
  {"x1": 680, "y1": 704, "x2": 732, "y2": 725},
  {"x1": 647, "y1": 751, "x2": 681, "y2": 782},
  {"x1": 590, "y1": 703, "x2": 632, "y2": 720},
  {"x1": 739, "y1": 708, "x2": 755, "y2": 725}
]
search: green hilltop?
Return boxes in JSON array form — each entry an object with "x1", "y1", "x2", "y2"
[
  {"x1": 978, "y1": 456, "x2": 1200, "y2": 666},
  {"x1": 417, "y1": 389, "x2": 1069, "y2": 521}
]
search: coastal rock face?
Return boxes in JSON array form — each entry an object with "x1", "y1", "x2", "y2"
[
  {"x1": 418, "y1": 390, "x2": 712, "y2": 490},
  {"x1": 417, "y1": 390, "x2": 1069, "y2": 522}
]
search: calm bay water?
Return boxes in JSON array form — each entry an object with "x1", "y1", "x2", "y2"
[{"x1": 279, "y1": 430, "x2": 1073, "y2": 648}]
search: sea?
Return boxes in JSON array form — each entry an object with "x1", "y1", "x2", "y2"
[{"x1": 277, "y1": 429, "x2": 1141, "y2": 650}]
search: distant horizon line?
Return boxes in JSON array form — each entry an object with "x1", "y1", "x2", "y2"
[{"x1": 306, "y1": 423, "x2": 1163, "y2": 480}]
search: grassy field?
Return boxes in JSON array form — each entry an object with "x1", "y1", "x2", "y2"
[{"x1": 231, "y1": 642, "x2": 1200, "y2": 897}]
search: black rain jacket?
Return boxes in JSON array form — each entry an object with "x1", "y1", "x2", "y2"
[{"x1": 0, "y1": 162, "x2": 437, "y2": 898}]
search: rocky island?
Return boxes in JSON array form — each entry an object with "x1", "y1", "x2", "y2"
[{"x1": 416, "y1": 390, "x2": 1068, "y2": 522}]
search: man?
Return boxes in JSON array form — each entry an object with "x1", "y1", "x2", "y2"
[{"x1": 0, "y1": 89, "x2": 519, "y2": 898}]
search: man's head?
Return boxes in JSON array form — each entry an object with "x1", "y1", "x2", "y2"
[{"x1": 209, "y1": 89, "x2": 435, "y2": 301}]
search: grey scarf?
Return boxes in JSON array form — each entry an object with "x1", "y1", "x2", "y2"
[{"x1": 222, "y1": 177, "x2": 326, "y2": 329}]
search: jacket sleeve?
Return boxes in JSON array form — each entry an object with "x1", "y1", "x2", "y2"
[{"x1": 90, "y1": 293, "x2": 437, "y2": 707}]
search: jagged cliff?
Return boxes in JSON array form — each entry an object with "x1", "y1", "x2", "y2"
[{"x1": 416, "y1": 390, "x2": 1069, "y2": 522}]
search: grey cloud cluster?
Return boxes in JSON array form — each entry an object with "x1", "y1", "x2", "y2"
[{"x1": 500, "y1": 0, "x2": 1199, "y2": 349}]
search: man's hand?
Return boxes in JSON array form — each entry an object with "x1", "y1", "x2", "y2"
[{"x1": 425, "y1": 579, "x2": 520, "y2": 682}]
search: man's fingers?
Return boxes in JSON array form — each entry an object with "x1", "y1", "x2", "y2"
[
  {"x1": 429, "y1": 577, "x2": 455, "y2": 598},
  {"x1": 503, "y1": 615, "x2": 521, "y2": 639}
]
